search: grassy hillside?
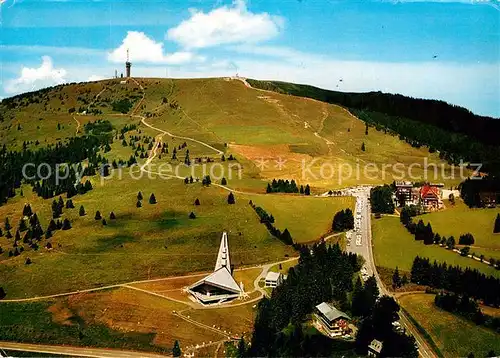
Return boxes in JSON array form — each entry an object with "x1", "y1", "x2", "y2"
[
  {"x1": 371, "y1": 216, "x2": 500, "y2": 278},
  {"x1": 247, "y1": 79, "x2": 500, "y2": 175},
  {"x1": 0, "y1": 288, "x2": 223, "y2": 352},
  {"x1": 0, "y1": 77, "x2": 478, "y2": 300},
  {"x1": 418, "y1": 201, "x2": 500, "y2": 260},
  {"x1": 400, "y1": 293, "x2": 500, "y2": 358},
  {"x1": 246, "y1": 194, "x2": 355, "y2": 243},
  {"x1": 0, "y1": 176, "x2": 296, "y2": 298}
]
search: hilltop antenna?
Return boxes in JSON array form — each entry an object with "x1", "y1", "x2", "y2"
[{"x1": 125, "y1": 48, "x2": 132, "y2": 78}]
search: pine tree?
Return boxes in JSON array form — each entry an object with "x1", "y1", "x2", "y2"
[
  {"x1": 110, "y1": 212, "x2": 116, "y2": 220},
  {"x1": 25, "y1": 257, "x2": 32, "y2": 265},
  {"x1": 79, "y1": 205, "x2": 86, "y2": 216},
  {"x1": 351, "y1": 277, "x2": 366, "y2": 317},
  {"x1": 392, "y1": 267, "x2": 401, "y2": 289},
  {"x1": 0, "y1": 228, "x2": 3, "y2": 237},
  {"x1": 361, "y1": 142, "x2": 366, "y2": 151},
  {"x1": 194, "y1": 198, "x2": 200, "y2": 206},
  {"x1": 62, "y1": 218, "x2": 72, "y2": 230},
  {"x1": 5, "y1": 230, "x2": 11, "y2": 239},
  {"x1": 66, "y1": 199, "x2": 74, "y2": 209},
  {"x1": 365, "y1": 123, "x2": 369, "y2": 135},
  {"x1": 221, "y1": 177, "x2": 227, "y2": 185},
  {"x1": 228, "y1": 192, "x2": 235, "y2": 204},
  {"x1": 149, "y1": 193, "x2": 157, "y2": 204},
  {"x1": 172, "y1": 340, "x2": 181, "y2": 358},
  {"x1": 23, "y1": 204, "x2": 32, "y2": 217},
  {"x1": 189, "y1": 212, "x2": 196, "y2": 219},
  {"x1": 102, "y1": 219, "x2": 107, "y2": 226},
  {"x1": 266, "y1": 183, "x2": 272, "y2": 193},
  {"x1": 304, "y1": 185, "x2": 311, "y2": 196},
  {"x1": 494, "y1": 214, "x2": 500, "y2": 234},
  {"x1": 136, "y1": 200, "x2": 142, "y2": 208},
  {"x1": 137, "y1": 191, "x2": 143, "y2": 200},
  {"x1": 19, "y1": 219, "x2": 27, "y2": 232},
  {"x1": 4, "y1": 218, "x2": 11, "y2": 231},
  {"x1": 95, "y1": 211, "x2": 102, "y2": 220},
  {"x1": 281, "y1": 228, "x2": 293, "y2": 245}
]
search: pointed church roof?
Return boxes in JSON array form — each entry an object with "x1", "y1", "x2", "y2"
[
  {"x1": 188, "y1": 232, "x2": 242, "y2": 294},
  {"x1": 214, "y1": 231, "x2": 231, "y2": 273},
  {"x1": 191, "y1": 267, "x2": 241, "y2": 293}
]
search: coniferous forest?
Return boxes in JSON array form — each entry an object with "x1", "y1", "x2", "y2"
[
  {"x1": 410, "y1": 256, "x2": 500, "y2": 307},
  {"x1": 0, "y1": 121, "x2": 114, "y2": 206}
]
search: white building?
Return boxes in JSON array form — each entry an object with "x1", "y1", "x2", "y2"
[
  {"x1": 368, "y1": 339, "x2": 383, "y2": 357},
  {"x1": 264, "y1": 271, "x2": 283, "y2": 287},
  {"x1": 314, "y1": 302, "x2": 351, "y2": 337},
  {"x1": 187, "y1": 232, "x2": 242, "y2": 305}
]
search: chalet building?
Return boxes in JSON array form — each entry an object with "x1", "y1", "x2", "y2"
[
  {"x1": 187, "y1": 232, "x2": 242, "y2": 305},
  {"x1": 314, "y1": 302, "x2": 351, "y2": 337},
  {"x1": 368, "y1": 339, "x2": 383, "y2": 357},
  {"x1": 395, "y1": 181, "x2": 413, "y2": 204},
  {"x1": 264, "y1": 271, "x2": 283, "y2": 288},
  {"x1": 420, "y1": 185, "x2": 443, "y2": 209}
]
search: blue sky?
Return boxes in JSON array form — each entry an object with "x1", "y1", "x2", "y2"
[{"x1": 1, "y1": 0, "x2": 499, "y2": 116}]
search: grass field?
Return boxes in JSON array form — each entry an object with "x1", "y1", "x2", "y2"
[
  {"x1": 419, "y1": 200, "x2": 500, "y2": 260},
  {"x1": 399, "y1": 293, "x2": 500, "y2": 358},
  {"x1": 183, "y1": 304, "x2": 256, "y2": 338},
  {"x1": 269, "y1": 258, "x2": 298, "y2": 274},
  {"x1": 0, "y1": 287, "x2": 228, "y2": 353},
  {"x1": 0, "y1": 175, "x2": 295, "y2": 298},
  {"x1": 371, "y1": 216, "x2": 500, "y2": 278},
  {"x1": 245, "y1": 194, "x2": 355, "y2": 243}
]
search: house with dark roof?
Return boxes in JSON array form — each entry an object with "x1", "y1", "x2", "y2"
[
  {"x1": 314, "y1": 302, "x2": 351, "y2": 337},
  {"x1": 187, "y1": 232, "x2": 242, "y2": 305}
]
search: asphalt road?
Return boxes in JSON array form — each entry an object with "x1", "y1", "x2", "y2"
[{"x1": 345, "y1": 187, "x2": 437, "y2": 358}]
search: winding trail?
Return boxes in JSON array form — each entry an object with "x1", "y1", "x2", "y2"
[{"x1": 73, "y1": 115, "x2": 81, "y2": 135}]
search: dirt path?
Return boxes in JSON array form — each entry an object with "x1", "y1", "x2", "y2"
[{"x1": 73, "y1": 115, "x2": 81, "y2": 135}]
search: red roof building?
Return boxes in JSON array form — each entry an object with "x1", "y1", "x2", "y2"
[{"x1": 420, "y1": 185, "x2": 441, "y2": 208}]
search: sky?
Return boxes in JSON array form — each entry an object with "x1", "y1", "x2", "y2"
[{"x1": 0, "y1": 0, "x2": 499, "y2": 117}]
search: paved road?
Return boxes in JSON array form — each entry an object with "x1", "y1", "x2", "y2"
[
  {"x1": 0, "y1": 342, "x2": 168, "y2": 358},
  {"x1": 345, "y1": 187, "x2": 436, "y2": 358}
]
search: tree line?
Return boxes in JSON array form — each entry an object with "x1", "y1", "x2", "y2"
[
  {"x1": 332, "y1": 209, "x2": 354, "y2": 232},
  {"x1": 247, "y1": 79, "x2": 500, "y2": 176},
  {"x1": 459, "y1": 177, "x2": 500, "y2": 208},
  {"x1": 370, "y1": 185, "x2": 395, "y2": 214},
  {"x1": 266, "y1": 179, "x2": 310, "y2": 195},
  {"x1": 400, "y1": 207, "x2": 500, "y2": 266},
  {"x1": 410, "y1": 256, "x2": 500, "y2": 307},
  {"x1": 249, "y1": 201, "x2": 293, "y2": 245},
  {"x1": 248, "y1": 243, "x2": 361, "y2": 356},
  {"x1": 434, "y1": 292, "x2": 500, "y2": 335}
]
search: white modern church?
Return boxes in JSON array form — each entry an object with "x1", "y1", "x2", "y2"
[{"x1": 187, "y1": 232, "x2": 243, "y2": 304}]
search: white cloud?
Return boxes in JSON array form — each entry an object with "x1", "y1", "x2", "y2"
[
  {"x1": 4, "y1": 56, "x2": 67, "y2": 94},
  {"x1": 108, "y1": 31, "x2": 204, "y2": 64},
  {"x1": 87, "y1": 75, "x2": 105, "y2": 82},
  {"x1": 166, "y1": 0, "x2": 284, "y2": 49}
]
